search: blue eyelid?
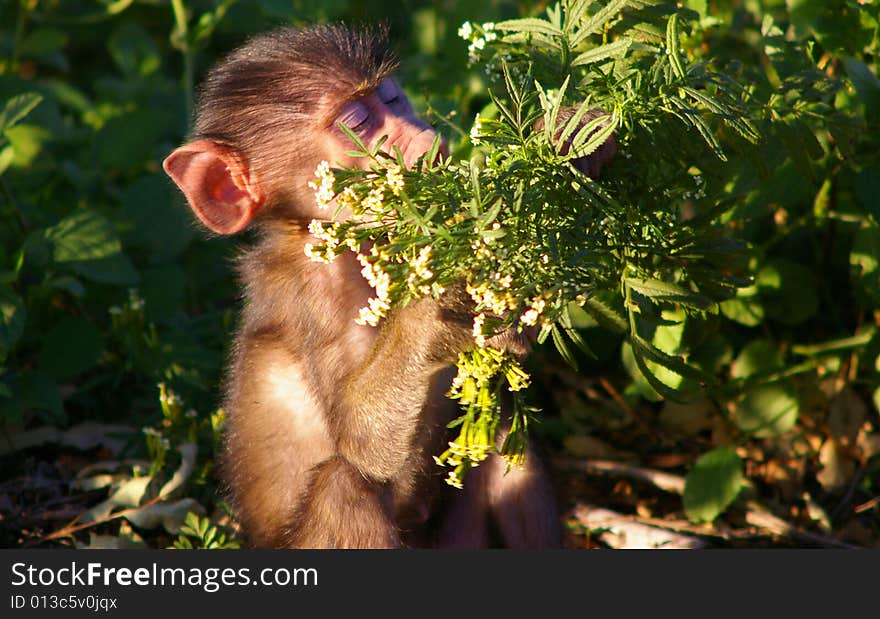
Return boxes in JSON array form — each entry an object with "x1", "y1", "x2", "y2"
[{"x1": 377, "y1": 79, "x2": 401, "y2": 103}]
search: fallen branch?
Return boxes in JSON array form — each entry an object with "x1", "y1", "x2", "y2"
[{"x1": 555, "y1": 457, "x2": 686, "y2": 495}]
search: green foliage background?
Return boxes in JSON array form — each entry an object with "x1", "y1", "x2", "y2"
[{"x1": 1, "y1": 0, "x2": 878, "y2": 548}]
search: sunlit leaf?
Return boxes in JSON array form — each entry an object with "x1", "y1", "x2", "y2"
[
  {"x1": 731, "y1": 339, "x2": 783, "y2": 380},
  {"x1": 46, "y1": 210, "x2": 122, "y2": 263},
  {"x1": 0, "y1": 93, "x2": 43, "y2": 132},
  {"x1": 732, "y1": 383, "x2": 799, "y2": 438},
  {"x1": 683, "y1": 446, "x2": 744, "y2": 522}
]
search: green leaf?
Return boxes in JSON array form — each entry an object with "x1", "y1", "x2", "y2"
[
  {"x1": 632, "y1": 333, "x2": 711, "y2": 386},
  {"x1": 570, "y1": 38, "x2": 632, "y2": 67},
  {"x1": 581, "y1": 296, "x2": 627, "y2": 333},
  {"x1": 121, "y1": 174, "x2": 194, "y2": 259},
  {"x1": 558, "y1": 306, "x2": 596, "y2": 359},
  {"x1": 628, "y1": 339, "x2": 687, "y2": 402},
  {"x1": 841, "y1": 57, "x2": 880, "y2": 121},
  {"x1": 19, "y1": 28, "x2": 68, "y2": 58},
  {"x1": 786, "y1": 0, "x2": 823, "y2": 38},
  {"x1": 564, "y1": 0, "x2": 593, "y2": 31},
  {"x1": 680, "y1": 86, "x2": 728, "y2": 116},
  {"x1": 683, "y1": 0, "x2": 708, "y2": 20},
  {"x1": 571, "y1": 0, "x2": 632, "y2": 47},
  {"x1": 791, "y1": 327, "x2": 876, "y2": 357},
  {"x1": 731, "y1": 339, "x2": 783, "y2": 380},
  {"x1": 494, "y1": 18, "x2": 563, "y2": 38},
  {"x1": 551, "y1": 323, "x2": 579, "y2": 370},
  {"x1": 3, "y1": 125, "x2": 50, "y2": 168},
  {"x1": 109, "y1": 22, "x2": 160, "y2": 77},
  {"x1": 666, "y1": 13, "x2": 686, "y2": 80},
  {"x1": 535, "y1": 76, "x2": 570, "y2": 144},
  {"x1": 720, "y1": 285, "x2": 763, "y2": 326},
  {"x1": 680, "y1": 86, "x2": 761, "y2": 144},
  {"x1": 46, "y1": 210, "x2": 122, "y2": 263},
  {"x1": 570, "y1": 114, "x2": 618, "y2": 157},
  {"x1": 625, "y1": 277, "x2": 711, "y2": 309},
  {"x1": 94, "y1": 107, "x2": 170, "y2": 170},
  {"x1": 0, "y1": 93, "x2": 43, "y2": 133},
  {"x1": 557, "y1": 103, "x2": 603, "y2": 153},
  {"x1": 190, "y1": 0, "x2": 236, "y2": 48},
  {"x1": 854, "y1": 166, "x2": 880, "y2": 222},
  {"x1": 732, "y1": 383, "x2": 799, "y2": 438},
  {"x1": 621, "y1": 341, "x2": 661, "y2": 402},
  {"x1": 850, "y1": 223, "x2": 880, "y2": 305},
  {"x1": 756, "y1": 259, "x2": 818, "y2": 326},
  {"x1": 71, "y1": 255, "x2": 140, "y2": 286},
  {"x1": 777, "y1": 119, "x2": 818, "y2": 181},
  {"x1": 683, "y1": 446, "x2": 744, "y2": 523},
  {"x1": 141, "y1": 265, "x2": 186, "y2": 321},
  {"x1": 0, "y1": 371, "x2": 64, "y2": 424},
  {"x1": 0, "y1": 287, "x2": 26, "y2": 356},
  {"x1": 566, "y1": 302, "x2": 596, "y2": 328}
]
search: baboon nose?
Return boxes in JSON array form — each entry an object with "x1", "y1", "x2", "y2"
[{"x1": 404, "y1": 129, "x2": 447, "y2": 168}]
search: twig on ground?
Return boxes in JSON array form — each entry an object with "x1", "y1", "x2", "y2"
[{"x1": 555, "y1": 457, "x2": 686, "y2": 495}]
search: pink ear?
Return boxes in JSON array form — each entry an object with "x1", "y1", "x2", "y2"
[{"x1": 163, "y1": 140, "x2": 264, "y2": 235}]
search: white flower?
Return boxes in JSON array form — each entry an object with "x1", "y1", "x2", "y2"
[
  {"x1": 470, "y1": 115, "x2": 483, "y2": 145},
  {"x1": 473, "y1": 313, "x2": 487, "y2": 348},
  {"x1": 458, "y1": 22, "x2": 473, "y2": 40},
  {"x1": 362, "y1": 187, "x2": 385, "y2": 215},
  {"x1": 520, "y1": 297, "x2": 547, "y2": 327},
  {"x1": 307, "y1": 160, "x2": 335, "y2": 209},
  {"x1": 467, "y1": 37, "x2": 486, "y2": 60},
  {"x1": 304, "y1": 242, "x2": 334, "y2": 264}
]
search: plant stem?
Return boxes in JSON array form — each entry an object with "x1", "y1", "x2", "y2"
[
  {"x1": 170, "y1": 0, "x2": 194, "y2": 124},
  {"x1": 12, "y1": 0, "x2": 31, "y2": 64}
]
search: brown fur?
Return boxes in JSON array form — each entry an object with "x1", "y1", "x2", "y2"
[{"x1": 165, "y1": 24, "x2": 569, "y2": 548}]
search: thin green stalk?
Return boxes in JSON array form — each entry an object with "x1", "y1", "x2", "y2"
[
  {"x1": 11, "y1": 0, "x2": 31, "y2": 64},
  {"x1": 171, "y1": 0, "x2": 194, "y2": 124}
]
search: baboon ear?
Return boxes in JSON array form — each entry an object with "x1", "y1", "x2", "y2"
[{"x1": 163, "y1": 140, "x2": 264, "y2": 235}]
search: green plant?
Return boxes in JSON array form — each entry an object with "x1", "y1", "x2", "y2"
[
  {"x1": 171, "y1": 511, "x2": 239, "y2": 549},
  {"x1": 305, "y1": 0, "x2": 778, "y2": 488}
]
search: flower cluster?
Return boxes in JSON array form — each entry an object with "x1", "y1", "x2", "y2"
[
  {"x1": 466, "y1": 278, "x2": 517, "y2": 316},
  {"x1": 520, "y1": 295, "x2": 548, "y2": 326},
  {"x1": 355, "y1": 249, "x2": 392, "y2": 327},
  {"x1": 458, "y1": 21, "x2": 499, "y2": 62},
  {"x1": 307, "y1": 160, "x2": 335, "y2": 210},
  {"x1": 359, "y1": 187, "x2": 386, "y2": 220},
  {"x1": 304, "y1": 219, "x2": 342, "y2": 264},
  {"x1": 338, "y1": 162, "x2": 406, "y2": 223},
  {"x1": 470, "y1": 115, "x2": 484, "y2": 145},
  {"x1": 436, "y1": 348, "x2": 532, "y2": 487},
  {"x1": 335, "y1": 185, "x2": 360, "y2": 212},
  {"x1": 406, "y1": 245, "x2": 436, "y2": 296},
  {"x1": 385, "y1": 163, "x2": 405, "y2": 195},
  {"x1": 472, "y1": 313, "x2": 487, "y2": 348}
]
